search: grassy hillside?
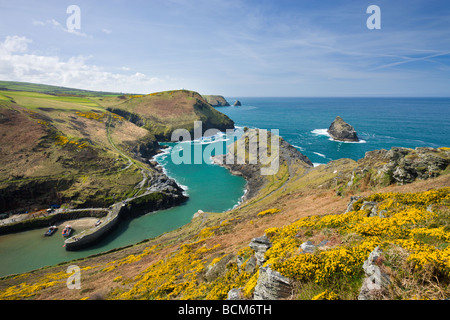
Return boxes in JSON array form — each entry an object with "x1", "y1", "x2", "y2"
[
  {"x1": 0, "y1": 94, "x2": 149, "y2": 212},
  {"x1": 0, "y1": 130, "x2": 448, "y2": 300},
  {"x1": 0, "y1": 80, "x2": 122, "y2": 97},
  {"x1": 0, "y1": 82, "x2": 233, "y2": 214},
  {"x1": 107, "y1": 90, "x2": 235, "y2": 141}
]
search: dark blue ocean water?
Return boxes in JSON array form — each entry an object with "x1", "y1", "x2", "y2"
[{"x1": 219, "y1": 98, "x2": 450, "y2": 165}]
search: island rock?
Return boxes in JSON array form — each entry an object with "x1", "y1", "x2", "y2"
[
  {"x1": 327, "y1": 116, "x2": 359, "y2": 142},
  {"x1": 202, "y1": 95, "x2": 230, "y2": 107},
  {"x1": 233, "y1": 100, "x2": 241, "y2": 106}
]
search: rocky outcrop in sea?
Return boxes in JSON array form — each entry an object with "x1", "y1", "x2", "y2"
[{"x1": 327, "y1": 116, "x2": 359, "y2": 142}]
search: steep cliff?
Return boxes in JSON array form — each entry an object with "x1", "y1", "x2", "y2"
[{"x1": 108, "y1": 90, "x2": 234, "y2": 141}]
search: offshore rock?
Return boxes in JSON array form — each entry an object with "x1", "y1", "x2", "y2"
[
  {"x1": 233, "y1": 100, "x2": 241, "y2": 106},
  {"x1": 253, "y1": 266, "x2": 292, "y2": 300},
  {"x1": 327, "y1": 116, "x2": 359, "y2": 142}
]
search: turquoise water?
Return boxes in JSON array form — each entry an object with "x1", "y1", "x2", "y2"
[
  {"x1": 0, "y1": 129, "x2": 246, "y2": 277},
  {"x1": 220, "y1": 98, "x2": 450, "y2": 165}
]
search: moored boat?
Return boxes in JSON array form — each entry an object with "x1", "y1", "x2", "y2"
[
  {"x1": 62, "y1": 225, "x2": 72, "y2": 237},
  {"x1": 44, "y1": 226, "x2": 57, "y2": 236}
]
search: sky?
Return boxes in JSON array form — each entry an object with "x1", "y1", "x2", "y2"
[{"x1": 0, "y1": 0, "x2": 449, "y2": 97}]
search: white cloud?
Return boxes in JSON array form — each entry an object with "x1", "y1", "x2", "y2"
[
  {"x1": 0, "y1": 35, "x2": 165, "y2": 93},
  {"x1": 102, "y1": 28, "x2": 112, "y2": 35},
  {"x1": 32, "y1": 18, "x2": 91, "y2": 38},
  {"x1": 2, "y1": 36, "x2": 32, "y2": 53},
  {"x1": 32, "y1": 19, "x2": 45, "y2": 26}
]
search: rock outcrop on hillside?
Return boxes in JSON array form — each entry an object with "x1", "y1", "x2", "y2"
[
  {"x1": 253, "y1": 266, "x2": 292, "y2": 300},
  {"x1": 358, "y1": 247, "x2": 390, "y2": 300},
  {"x1": 327, "y1": 116, "x2": 359, "y2": 142},
  {"x1": 249, "y1": 235, "x2": 272, "y2": 266},
  {"x1": 353, "y1": 147, "x2": 450, "y2": 186}
]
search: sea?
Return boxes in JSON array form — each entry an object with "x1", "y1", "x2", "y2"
[
  {"x1": 219, "y1": 97, "x2": 449, "y2": 165},
  {"x1": 0, "y1": 97, "x2": 448, "y2": 277}
]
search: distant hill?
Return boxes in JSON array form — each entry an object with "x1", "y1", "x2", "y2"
[
  {"x1": 108, "y1": 90, "x2": 235, "y2": 141},
  {"x1": 0, "y1": 80, "x2": 125, "y2": 97}
]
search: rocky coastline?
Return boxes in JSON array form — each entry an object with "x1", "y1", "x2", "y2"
[{"x1": 212, "y1": 128, "x2": 313, "y2": 201}]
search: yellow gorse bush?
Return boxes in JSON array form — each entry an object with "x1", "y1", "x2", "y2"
[
  {"x1": 0, "y1": 267, "x2": 93, "y2": 300},
  {"x1": 55, "y1": 135, "x2": 88, "y2": 149},
  {"x1": 311, "y1": 289, "x2": 339, "y2": 300},
  {"x1": 261, "y1": 188, "x2": 449, "y2": 289},
  {"x1": 272, "y1": 238, "x2": 379, "y2": 284},
  {"x1": 75, "y1": 111, "x2": 105, "y2": 121},
  {"x1": 112, "y1": 239, "x2": 222, "y2": 300},
  {"x1": 366, "y1": 188, "x2": 450, "y2": 206},
  {"x1": 257, "y1": 208, "x2": 281, "y2": 217}
]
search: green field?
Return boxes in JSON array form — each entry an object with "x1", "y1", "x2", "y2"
[{"x1": 0, "y1": 80, "x2": 126, "y2": 97}]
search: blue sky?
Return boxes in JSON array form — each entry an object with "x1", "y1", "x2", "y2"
[{"x1": 0, "y1": 0, "x2": 449, "y2": 96}]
